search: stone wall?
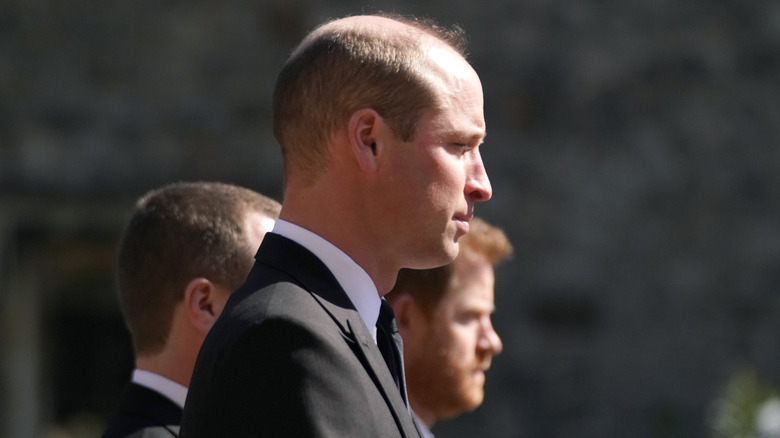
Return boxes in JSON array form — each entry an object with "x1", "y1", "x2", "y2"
[{"x1": 2, "y1": 0, "x2": 780, "y2": 437}]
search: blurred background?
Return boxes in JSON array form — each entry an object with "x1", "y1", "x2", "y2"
[{"x1": 2, "y1": 0, "x2": 780, "y2": 437}]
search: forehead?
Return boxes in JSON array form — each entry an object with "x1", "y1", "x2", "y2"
[
  {"x1": 433, "y1": 256, "x2": 495, "y2": 311},
  {"x1": 421, "y1": 45, "x2": 486, "y2": 139}
]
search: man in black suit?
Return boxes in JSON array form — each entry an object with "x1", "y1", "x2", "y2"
[
  {"x1": 181, "y1": 13, "x2": 493, "y2": 437},
  {"x1": 386, "y1": 217, "x2": 512, "y2": 438},
  {"x1": 102, "y1": 182, "x2": 280, "y2": 438}
]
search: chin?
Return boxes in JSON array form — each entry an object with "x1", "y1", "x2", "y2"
[
  {"x1": 443, "y1": 237, "x2": 461, "y2": 260},
  {"x1": 464, "y1": 394, "x2": 484, "y2": 411},
  {"x1": 462, "y1": 384, "x2": 485, "y2": 409},
  {"x1": 408, "y1": 244, "x2": 458, "y2": 270},
  {"x1": 443, "y1": 248, "x2": 459, "y2": 265}
]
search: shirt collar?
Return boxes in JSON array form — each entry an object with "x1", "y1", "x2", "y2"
[
  {"x1": 131, "y1": 369, "x2": 188, "y2": 409},
  {"x1": 271, "y1": 219, "x2": 381, "y2": 339},
  {"x1": 412, "y1": 410, "x2": 435, "y2": 438}
]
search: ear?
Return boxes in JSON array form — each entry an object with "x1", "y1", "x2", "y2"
[
  {"x1": 388, "y1": 294, "x2": 418, "y2": 336},
  {"x1": 183, "y1": 278, "x2": 227, "y2": 336},
  {"x1": 347, "y1": 108, "x2": 384, "y2": 172}
]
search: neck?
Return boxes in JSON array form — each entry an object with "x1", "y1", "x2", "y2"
[
  {"x1": 135, "y1": 346, "x2": 193, "y2": 388},
  {"x1": 280, "y1": 178, "x2": 400, "y2": 294},
  {"x1": 134, "y1": 321, "x2": 199, "y2": 388}
]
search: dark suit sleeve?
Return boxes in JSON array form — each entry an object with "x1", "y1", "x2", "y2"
[{"x1": 181, "y1": 315, "x2": 403, "y2": 438}]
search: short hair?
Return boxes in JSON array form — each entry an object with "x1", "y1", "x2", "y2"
[
  {"x1": 272, "y1": 13, "x2": 468, "y2": 184},
  {"x1": 386, "y1": 217, "x2": 512, "y2": 314},
  {"x1": 116, "y1": 182, "x2": 281, "y2": 356}
]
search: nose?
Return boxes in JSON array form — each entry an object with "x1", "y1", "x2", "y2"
[
  {"x1": 466, "y1": 150, "x2": 492, "y2": 202},
  {"x1": 478, "y1": 317, "x2": 503, "y2": 355}
]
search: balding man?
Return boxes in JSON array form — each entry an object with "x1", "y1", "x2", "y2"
[{"x1": 181, "y1": 13, "x2": 493, "y2": 438}]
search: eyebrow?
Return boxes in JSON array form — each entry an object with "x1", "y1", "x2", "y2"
[
  {"x1": 471, "y1": 132, "x2": 487, "y2": 147},
  {"x1": 443, "y1": 128, "x2": 487, "y2": 145}
]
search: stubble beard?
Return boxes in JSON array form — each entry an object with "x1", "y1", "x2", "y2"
[{"x1": 408, "y1": 339, "x2": 487, "y2": 421}]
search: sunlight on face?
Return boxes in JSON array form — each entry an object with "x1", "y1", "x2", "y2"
[
  {"x1": 380, "y1": 44, "x2": 491, "y2": 270},
  {"x1": 405, "y1": 254, "x2": 503, "y2": 422}
]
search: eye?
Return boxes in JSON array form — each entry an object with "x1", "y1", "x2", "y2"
[
  {"x1": 455, "y1": 310, "x2": 481, "y2": 324},
  {"x1": 450, "y1": 143, "x2": 471, "y2": 155}
]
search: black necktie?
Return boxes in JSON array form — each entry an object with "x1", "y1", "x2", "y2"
[{"x1": 376, "y1": 299, "x2": 408, "y2": 405}]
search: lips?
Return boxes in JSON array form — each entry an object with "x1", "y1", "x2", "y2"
[
  {"x1": 476, "y1": 357, "x2": 492, "y2": 374},
  {"x1": 454, "y1": 212, "x2": 473, "y2": 234},
  {"x1": 454, "y1": 217, "x2": 470, "y2": 234},
  {"x1": 454, "y1": 213, "x2": 473, "y2": 223}
]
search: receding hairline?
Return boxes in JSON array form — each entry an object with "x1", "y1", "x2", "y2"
[{"x1": 292, "y1": 14, "x2": 458, "y2": 60}]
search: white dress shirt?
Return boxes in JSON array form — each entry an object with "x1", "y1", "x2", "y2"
[
  {"x1": 412, "y1": 410, "x2": 435, "y2": 438},
  {"x1": 271, "y1": 219, "x2": 381, "y2": 341},
  {"x1": 131, "y1": 368, "x2": 188, "y2": 409}
]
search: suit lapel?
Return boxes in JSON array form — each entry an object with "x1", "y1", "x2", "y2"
[
  {"x1": 256, "y1": 233, "x2": 418, "y2": 437},
  {"x1": 346, "y1": 317, "x2": 419, "y2": 437},
  {"x1": 118, "y1": 383, "x2": 182, "y2": 437}
]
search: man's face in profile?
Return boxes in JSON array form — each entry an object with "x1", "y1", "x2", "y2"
[
  {"x1": 403, "y1": 254, "x2": 503, "y2": 420},
  {"x1": 374, "y1": 44, "x2": 492, "y2": 271}
]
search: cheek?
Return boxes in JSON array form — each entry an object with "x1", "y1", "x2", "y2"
[
  {"x1": 434, "y1": 155, "x2": 466, "y2": 188},
  {"x1": 421, "y1": 147, "x2": 464, "y2": 190},
  {"x1": 394, "y1": 166, "x2": 447, "y2": 214},
  {"x1": 437, "y1": 325, "x2": 476, "y2": 360}
]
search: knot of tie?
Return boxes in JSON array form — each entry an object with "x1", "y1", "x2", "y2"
[{"x1": 377, "y1": 299, "x2": 399, "y2": 335}]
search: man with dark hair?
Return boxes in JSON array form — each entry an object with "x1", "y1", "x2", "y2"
[
  {"x1": 103, "y1": 182, "x2": 280, "y2": 438},
  {"x1": 182, "y1": 13, "x2": 492, "y2": 438},
  {"x1": 385, "y1": 217, "x2": 512, "y2": 437}
]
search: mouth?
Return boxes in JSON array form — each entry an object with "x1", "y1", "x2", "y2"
[
  {"x1": 477, "y1": 360, "x2": 491, "y2": 374},
  {"x1": 454, "y1": 218, "x2": 470, "y2": 234},
  {"x1": 453, "y1": 212, "x2": 473, "y2": 234}
]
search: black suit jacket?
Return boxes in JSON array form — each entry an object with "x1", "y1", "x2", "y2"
[
  {"x1": 102, "y1": 383, "x2": 181, "y2": 438},
  {"x1": 180, "y1": 233, "x2": 420, "y2": 437}
]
